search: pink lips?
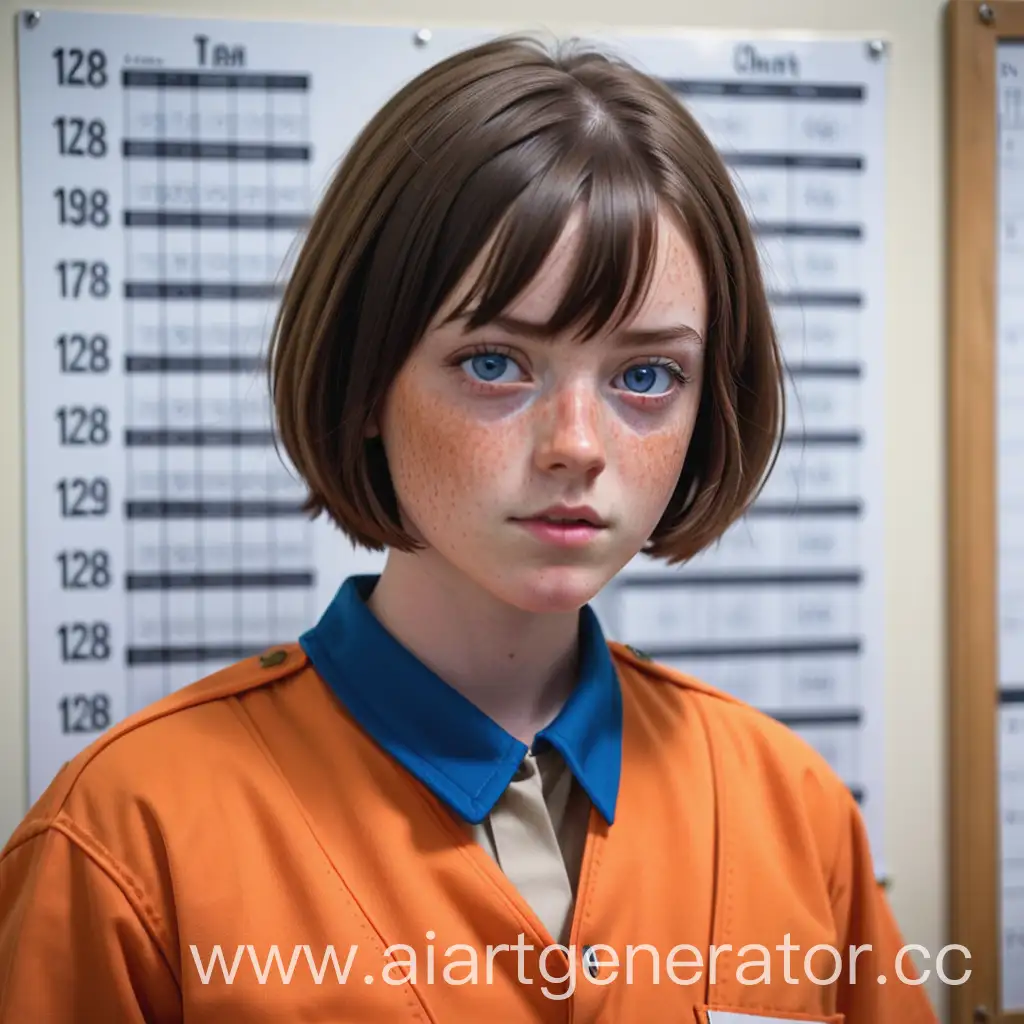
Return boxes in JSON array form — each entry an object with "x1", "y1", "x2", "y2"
[{"x1": 511, "y1": 505, "x2": 608, "y2": 548}]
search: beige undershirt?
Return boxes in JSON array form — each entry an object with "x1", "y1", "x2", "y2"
[{"x1": 471, "y1": 746, "x2": 592, "y2": 945}]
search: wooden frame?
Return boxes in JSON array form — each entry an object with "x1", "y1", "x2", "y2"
[{"x1": 947, "y1": 1, "x2": 1024, "y2": 1021}]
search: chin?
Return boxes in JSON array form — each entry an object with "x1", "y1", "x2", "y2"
[{"x1": 498, "y1": 567, "x2": 610, "y2": 615}]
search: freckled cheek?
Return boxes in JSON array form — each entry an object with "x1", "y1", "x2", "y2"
[
  {"x1": 387, "y1": 393, "x2": 523, "y2": 510},
  {"x1": 610, "y1": 419, "x2": 694, "y2": 500}
]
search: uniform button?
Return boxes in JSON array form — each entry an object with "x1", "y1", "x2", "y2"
[
  {"x1": 259, "y1": 649, "x2": 287, "y2": 668},
  {"x1": 582, "y1": 944, "x2": 600, "y2": 978}
]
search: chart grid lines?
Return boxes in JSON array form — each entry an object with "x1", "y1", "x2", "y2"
[
  {"x1": 190, "y1": 72, "x2": 203, "y2": 693},
  {"x1": 120, "y1": 64, "x2": 317, "y2": 705}
]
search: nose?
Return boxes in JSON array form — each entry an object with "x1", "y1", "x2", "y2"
[{"x1": 533, "y1": 380, "x2": 607, "y2": 478}]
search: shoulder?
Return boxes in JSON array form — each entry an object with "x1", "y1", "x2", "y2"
[
  {"x1": 608, "y1": 640, "x2": 857, "y2": 853},
  {"x1": 2, "y1": 644, "x2": 312, "y2": 858},
  {"x1": 609, "y1": 640, "x2": 832, "y2": 765}
]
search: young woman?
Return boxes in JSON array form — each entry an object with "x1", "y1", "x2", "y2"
[{"x1": 0, "y1": 35, "x2": 937, "y2": 1023}]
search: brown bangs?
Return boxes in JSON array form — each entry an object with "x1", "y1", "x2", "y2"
[{"x1": 442, "y1": 136, "x2": 662, "y2": 341}]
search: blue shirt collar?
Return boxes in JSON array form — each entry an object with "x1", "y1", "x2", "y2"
[{"x1": 300, "y1": 575, "x2": 622, "y2": 825}]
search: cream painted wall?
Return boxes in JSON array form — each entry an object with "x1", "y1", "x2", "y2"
[{"x1": 0, "y1": 0, "x2": 949, "y2": 1016}]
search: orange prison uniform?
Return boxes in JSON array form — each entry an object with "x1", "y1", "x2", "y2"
[{"x1": 0, "y1": 575, "x2": 938, "y2": 1023}]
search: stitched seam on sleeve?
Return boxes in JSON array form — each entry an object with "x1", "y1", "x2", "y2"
[
  {"x1": 1, "y1": 817, "x2": 62, "y2": 857},
  {"x1": 49, "y1": 814, "x2": 179, "y2": 985}
]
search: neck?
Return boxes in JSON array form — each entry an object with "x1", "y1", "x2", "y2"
[{"x1": 366, "y1": 551, "x2": 582, "y2": 745}]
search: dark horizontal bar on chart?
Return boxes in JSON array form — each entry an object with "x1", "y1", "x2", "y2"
[
  {"x1": 124, "y1": 210, "x2": 309, "y2": 229},
  {"x1": 635, "y1": 638, "x2": 862, "y2": 659},
  {"x1": 746, "y1": 501, "x2": 863, "y2": 517},
  {"x1": 126, "y1": 571, "x2": 314, "y2": 591},
  {"x1": 618, "y1": 570, "x2": 861, "y2": 587},
  {"x1": 786, "y1": 363, "x2": 863, "y2": 378},
  {"x1": 125, "y1": 429, "x2": 274, "y2": 447},
  {"x1": 1001, "y1": 686, "x2": 1024, "y2": 704},
  {"x1": 122, "y1": 140, "x2": 310, "y2": 161},
  {"x1": 125, "y1": 355, "x2": 264, "y2": 373},
  {"x1": 767, "y1": 708, "x2": 862, "y2": 728},
  {"x1": 125, "y1": 500, "x2": 305, "y2": 520},
  {"x1": 781, "y1": 431, "x2": 863, "y2": 446},
  {"x1": 127, "y1": 643, "x2": 270, "y2": 666},
  {"x1": 662, "y1": 80, "x2": 864, "y2": 101},
  {"x1": 124, "y1": 282, "x2": 283, "y2": 300},
  {"x1": 724, "y1": 152, "x2": 863, "y2": 171},
  {"x1": 122, "y1": 70, "x2": 310, "y2": 91},
  {"x1": 754, "y1": 222, "x2": 862, "y2": 240},
  {"x1": 769, "y1": 292, "x2": 863, "y2": 308}
]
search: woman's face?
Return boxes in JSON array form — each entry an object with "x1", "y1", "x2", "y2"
[{"x1": 376, "y1": 210, "x2": 707, "y2": 614}]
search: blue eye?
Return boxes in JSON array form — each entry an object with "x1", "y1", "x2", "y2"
[
  {"x1": 461, "y1": 352, "x2": 522, "y2": 384},
  {"x1": 619, "y1": 364, "x2": 676, "y2": 395}
]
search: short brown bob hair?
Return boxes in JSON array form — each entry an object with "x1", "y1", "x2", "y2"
[{"x1": 269, "y1": 34, "x2": 784, "y2": 564}]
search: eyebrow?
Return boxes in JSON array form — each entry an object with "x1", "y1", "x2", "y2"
[{"x1": 459, "y1": 313, "x2": 704, "y2": 347}]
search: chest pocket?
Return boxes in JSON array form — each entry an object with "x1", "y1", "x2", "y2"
[{"x1": 701, "y1": 1009, "x2": 844, "y2": 1024}]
